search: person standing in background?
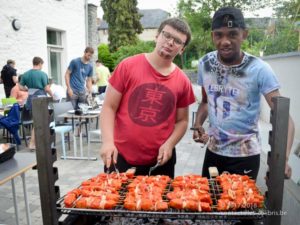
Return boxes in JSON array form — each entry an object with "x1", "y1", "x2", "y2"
[
  {"x1": 95, "y1": 59, "x2": 110, "y2": 94},
  {"x1": 65, "y1": 47, "x2": 94, "y2": 109},
  {"x1": 1, "y1": 59, "x2": 18, "y2": 97},
  {"x1": 19, "y1": 56, "x2": 53, "y2": 150}
]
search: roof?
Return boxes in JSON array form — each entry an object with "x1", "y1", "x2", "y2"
[{"x1": 98, "y1": 9, "x2": 169, "y2": 30}]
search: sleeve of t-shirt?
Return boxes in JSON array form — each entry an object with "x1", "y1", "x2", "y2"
[
  {"x1": 177, "y1": 72, "x2": 196, "y2": 108},
  {"x1": 258, "y1": 61, "x2": 280, "y2": 95},
  {"x1": 109, "y1": 60, "x2": 127, "y2": 94}
]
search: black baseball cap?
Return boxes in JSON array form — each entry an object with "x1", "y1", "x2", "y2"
[{"x1": 212, "y1": 7, "x2": 246, "y2": 30}]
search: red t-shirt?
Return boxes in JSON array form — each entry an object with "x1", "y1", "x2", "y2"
[{"x1": 109, "y1": 54, "x2": 195, "y2": 165}]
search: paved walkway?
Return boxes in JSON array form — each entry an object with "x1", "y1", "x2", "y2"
[{"x1": 0, "y1": 102, "x2": 292, "y2": 225}]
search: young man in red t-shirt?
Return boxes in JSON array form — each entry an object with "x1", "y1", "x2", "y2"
[{"x1": 100, "y1": 18, "x2": 195, "y2": 178}]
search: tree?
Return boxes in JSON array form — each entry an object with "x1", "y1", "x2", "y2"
[
  {"x1": 263, "y1": 20, "x2": 298, "y2": 55},
  {"x1": 262, "y1": 0, "x2": 300, "y2": 54},
  {"x1": 273, "y1": 0, "x2": 300, "y2": 19},
  {"x1": 101, "y1": 0, "x2": 143, "y2": 52}
]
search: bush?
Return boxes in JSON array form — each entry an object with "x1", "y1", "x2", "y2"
[
  {"x1": 111, "y1": 41, "x2": 155, "y2": 69},
  {"x1": 98, "y1": 44, "x2": 114, "y2": 71}
]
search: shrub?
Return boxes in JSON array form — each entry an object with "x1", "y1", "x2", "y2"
[{"x1": 98, "y1": 44, "x2": 114, "y2": 71}]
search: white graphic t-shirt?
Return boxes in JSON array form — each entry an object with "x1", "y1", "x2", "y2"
[{"x1": 198, "y1": 51, "x2": 280, "y2": 157}]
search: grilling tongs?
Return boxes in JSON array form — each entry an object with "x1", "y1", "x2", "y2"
[
  {"x1": 105, "y1": 160, "x2": 120, "y2": 177},
  {"x1": 149, "y1": 160, "x2": 161, "y2": 176}
]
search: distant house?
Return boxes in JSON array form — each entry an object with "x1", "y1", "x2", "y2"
[
  {"x1": 0, "y1": 0, "x2": 99, "y2": 92},
  {"x1": 98, "y1": 9, "x2": 169, "y2": 44}
]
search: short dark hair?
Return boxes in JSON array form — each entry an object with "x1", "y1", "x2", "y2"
[
  {"x1": 32, "y1": 57, "x2": 44, "y2": 65},
  {"x1": 158, "y1": 18, "x2": 191, "y2": 46},
  {"x1": 212, "y1": 7, "x2": 246, "y2": 30},
  {"x1": 7, "y1": 59, "x2": 15, "y2": 65},
  {"x1": 84, "y1": 47, "x2": 94, "y2": 54}
]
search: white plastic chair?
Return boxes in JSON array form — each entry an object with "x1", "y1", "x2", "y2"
[
  {"x1": 50, "y1": 121, "x2": 75, "y2": 160},
  {"x1": 51, "y1": 102, "x2": 76, "y2": 160},
  {"x1": 87, "y1": 129, "x2": 102, "y2": 159}
]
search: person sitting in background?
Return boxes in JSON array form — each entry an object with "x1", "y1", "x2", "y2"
[
  {"x1": 49, "y1": 78, "x2": 66, "y2": 101},
  {"x1": 95, "y1": 59, "x2": 110, "y2": 94},
  {"x1": 1, "y1": 59, "x2": 17, "y2": 97},
  {"x1": 10, "y1": 75, "x2": 28, "y2": 105}
]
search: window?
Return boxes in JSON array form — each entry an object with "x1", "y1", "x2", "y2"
[
  {"x1": 47, "y1": 30, "x2": 62, "y2": 45},
  {"x1": 47, "y1": 29, "x2": 63, "y2": 85}
]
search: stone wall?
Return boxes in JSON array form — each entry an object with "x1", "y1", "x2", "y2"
[{"x1": 88, "y1": 4, "x2": 99, "y2": 63}]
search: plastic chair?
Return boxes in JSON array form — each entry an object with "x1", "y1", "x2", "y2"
[
  {"x1": 53, "y1": 101, "x2": 88, "y2": 140},
  {"x1": 52, "y1": 101, "x2": 75, "y2": 159},
  {"x1": 87, "y1": 129, "x2": 102, "y2": 159},
  {"x1": 52, "y1": 101, "x2": 74, "y2": 126},
  {"x1": 49, "y1": 121, "x2": 74, "y2": 160},
  {"x1": 20, "y1": 107, "x2": 33, "y2": 147}
]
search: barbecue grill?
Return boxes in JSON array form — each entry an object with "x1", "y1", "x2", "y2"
[
  {"x1": 56, "y1": 178, "x2": 266, "y2": 221},
  {"x1": 31, "y1": 97, "x2": 289, "y2": 225}
]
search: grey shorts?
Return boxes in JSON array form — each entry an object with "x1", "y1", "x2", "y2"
[{"x1": 66, "y1": 90, "x2": 87, "y2": 109}]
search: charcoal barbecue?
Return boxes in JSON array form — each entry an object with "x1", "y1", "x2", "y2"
[{"x1": 31, "y1": 96, "x2": 289, "y2": 225}]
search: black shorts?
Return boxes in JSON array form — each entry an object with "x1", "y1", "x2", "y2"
[
  {"x1": 104, "y1": 149, "x2": 177, "y2": 178},
  {"x1": 202, "y1": 149, "x2": 260, "y2": 180}
]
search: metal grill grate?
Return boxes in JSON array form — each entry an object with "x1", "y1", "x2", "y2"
[{"x1": 57, "y1": 178, "x2": 266, "y2": 220}]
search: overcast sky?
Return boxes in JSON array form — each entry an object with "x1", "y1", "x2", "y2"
[
  {"x1": 98, "y1": 0, "x2": 273, "y2": 18},
  {"x1": 137, "y1": 0, "x2": 178, "y2": 15},
  {"x1": 98, "y1": 0, "x2": 178, "y2": 17}
]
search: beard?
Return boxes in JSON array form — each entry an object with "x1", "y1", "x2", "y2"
[{"x1": 157, "y1": 48, "x2": 173, "y2": 60}]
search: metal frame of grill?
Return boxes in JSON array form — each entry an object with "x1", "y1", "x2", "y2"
[{"x1": 31, "y1": 96, "x2": 290, "y2": 225}]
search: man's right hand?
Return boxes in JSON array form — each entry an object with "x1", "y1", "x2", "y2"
[
  {"x1": 100, "y1": 142, "x2": 118, "y2": 169},
  {"x1": 192, "y1": 126, "x2": 209, "y2": 144},
  {"x1": 67, "y1": 88, "x2": 73, "y2": 98}
]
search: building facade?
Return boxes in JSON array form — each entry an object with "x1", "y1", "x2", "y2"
[{"x1": 0, "y1": 0, "x2": 99, "y2": 98}]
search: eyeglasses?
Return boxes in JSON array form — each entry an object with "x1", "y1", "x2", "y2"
[{"x1": 161, "y1": 31, "x2": 185, "y2": 46}]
